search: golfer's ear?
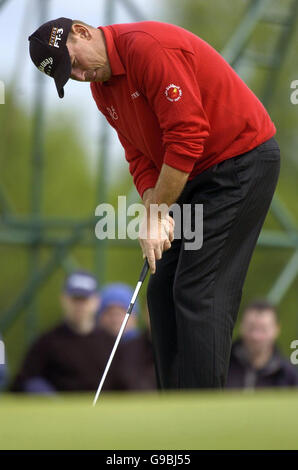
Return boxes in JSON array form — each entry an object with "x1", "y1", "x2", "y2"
[{"x1": 71, "y1": 23, "x2": 91, "y2": 40}]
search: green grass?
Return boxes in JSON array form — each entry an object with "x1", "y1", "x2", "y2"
[{"x1": 0, "y1": 389, "x2": 297, "y2": 450}]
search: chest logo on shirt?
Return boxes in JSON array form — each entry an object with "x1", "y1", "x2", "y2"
[
  {"x1": 106, "y1": 105, "x2": 118, "y2": 121},
  {"x1": 165, "y1": 84, "x2": 182, "y2": 102},
  {"x1": 131, "y1": 90, "x2": 140, "y2": 100}
]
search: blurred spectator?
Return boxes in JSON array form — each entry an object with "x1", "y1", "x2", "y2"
[
  {"x1": 0, "y1": 333, "x2": 8, "y2": 391},
  {"x1": 227, "y1": 299, "x2": 298, "y2": 389},
  {"x1": 120, "y1": 305, "x2": 157, "y2": 390},
  {"x1": 0, "y1": 366, "x2": 6, "y2": 390},
  {"x1": 98, "y1": 285, "x2": 157, "y2": 390},
  {"x1": 97, "y1": 283, "x2": 140, "y2": 341},
  {"x1": 11, "y1": 271, "x2": 125, "y2": 393}
]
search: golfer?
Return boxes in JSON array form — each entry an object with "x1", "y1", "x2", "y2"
[{"x1": 28, "y1": 18, "x2": 280, "y2": 389}]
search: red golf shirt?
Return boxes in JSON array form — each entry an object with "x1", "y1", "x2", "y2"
[{"x1": 91, "y1": 21, "x2": 276, "y2": 198}]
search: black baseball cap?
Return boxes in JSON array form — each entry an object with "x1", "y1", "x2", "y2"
[
  {"x1": 28, "y1": 17, "x2": 73, "y2": 98},
  {"x1": 63, "y1": 271, "x2": 99, "y2": 298}
]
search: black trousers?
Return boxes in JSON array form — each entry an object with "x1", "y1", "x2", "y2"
[{"x1": 147, "y1": 137, "x2": 281, "y2": 389}]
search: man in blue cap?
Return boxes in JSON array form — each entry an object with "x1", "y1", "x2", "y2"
[
  {"x1": 61, "y1": 271, "x2": 100, "y2": 335},
  {"x1": 98, "y1": 283, "x2": 140, "y2": 341},
  {"x1": 12, "y1": 271, "x2": 125, "y2": 393}
]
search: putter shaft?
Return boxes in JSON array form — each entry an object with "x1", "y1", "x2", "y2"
[{"x1": 93, "y1": 259, "x2": 149, "y2": 405}]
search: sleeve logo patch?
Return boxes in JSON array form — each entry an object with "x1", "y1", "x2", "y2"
[{"x1": 165, "y1": 84, "x2": 182, "y2": 102}]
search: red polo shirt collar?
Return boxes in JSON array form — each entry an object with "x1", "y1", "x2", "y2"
[{"x1": 99, "y1": 26, "x2": 126, "y2": 77}]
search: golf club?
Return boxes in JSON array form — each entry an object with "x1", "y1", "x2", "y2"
[{"x1": 92, "y1": 258, "x2": 149, "y2": 406}]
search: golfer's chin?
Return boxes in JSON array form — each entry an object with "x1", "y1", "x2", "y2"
[
  {"x1": 90, "y1": 67, "x2": 111, "y2": 83},
  {"x1": 71, "y1": 68, "x2": 111, "y2": 83}
]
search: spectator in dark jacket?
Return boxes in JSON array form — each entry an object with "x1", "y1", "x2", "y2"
[
  {"x1": 227, "y1": 299, "x2": 298, "y2": 389},
  {"x1": 120, "y1": 328, "x2": 157, "y2": 391},
  {"x1": 11, "y1": 271, "x2": 127, "y2": 393}
]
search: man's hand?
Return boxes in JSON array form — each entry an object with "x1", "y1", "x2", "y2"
[
  {"x1": 140, "y1": 164, "x2": 190, "y2": 274},
  {"x1": 138, "y1": 212, "x2": 175, "y2": 274}
]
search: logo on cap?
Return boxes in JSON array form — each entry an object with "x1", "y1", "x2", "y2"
[
  {"x1": 38, "y1": 57, "x2": 53, "y2": 76},
  {"x1": 165, "y1": 84, "x2": 182, "y2": 102},
  {"x1": 49, "y1": 27, "x2": 64, "y2": 48}
]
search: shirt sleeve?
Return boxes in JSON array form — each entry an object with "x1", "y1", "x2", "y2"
[
  {"x1": 116, "y1": 130, "x2": 159, "y2": 198},
  {"x1": 131, "y1": 36, "x2": 211, "y2": 173}
]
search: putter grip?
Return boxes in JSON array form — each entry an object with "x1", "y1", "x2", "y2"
[{"x1": 139, "y1": 259, "x2": 149, "y2": 282}]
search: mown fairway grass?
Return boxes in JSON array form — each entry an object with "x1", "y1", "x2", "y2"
[{"x1": 0, "y1": 389, "x2": 297, "y2": 450}]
